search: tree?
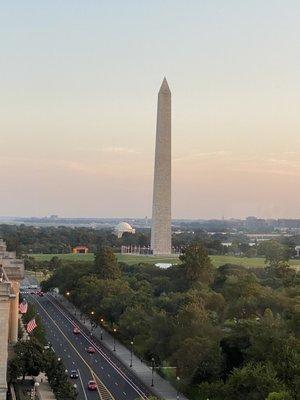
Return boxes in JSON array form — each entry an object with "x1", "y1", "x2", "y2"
[
  {"x1": 94, "y1": 246, "x2": 121, "y2": 279},
  {"x1": 246, "y1": 312, "x2": 300, "y2": 397},
  {"x1": 257, "y1": 240, "x2": 289, "y2": 267},
  {"x1": 12, "y1": 339, "x2": 45, "y2": 379},
  {"x1": 224, "y1": 363, "x2": 286, "y2": 400},
  {"x1": 48, "y1": 256, "x2": 62, "y2": 271},
  {"x1": 265, "y1": 392, "x2": 293, "y2": 400},
  {"x1": 179, "y1": 243, "x2": 214, "y2": 285},
  {"x1": 45, "y1": 352, "x2": 77, "y2": 400},
  {"x1": 172, "y1": 336, "x2": 222, "y2": 384},
  {"x1": 7, "y1": 357, "x2": 23, "y2": 382}
]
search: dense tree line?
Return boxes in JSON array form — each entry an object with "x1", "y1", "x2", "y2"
[
  {"x1": 42, "y1": 244, "x2": 300, "y2": 399},
  {"x1": 1, "y1": 223, "x2": 299, "y2": 258},
  {"x1": 8, "y1": 303, "x2": 77, "y2": 400}
]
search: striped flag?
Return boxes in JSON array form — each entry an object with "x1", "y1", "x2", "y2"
[
  {"x1": 26, "y1": 318, "x2": 37, "y2": 333},
  {"x1": 19, "y1": 299, "x2": 28, "y2": 314}
]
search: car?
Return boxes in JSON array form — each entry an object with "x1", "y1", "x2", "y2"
[
  {"x1": 38, "y1": 291, "x2": 44, "y2": 297},
  {"x1": 73, "y1": 327, "x2": 80, "y2": 334},
  {"x1": 87, "y1": 380, "x2": 97, "y2": 391},
  {"x1": 70, "y1": 370, "x2": 79, "y2": 379},
  {"x1": 87, "y1": 346, "x2": 95, "y2": 354}
]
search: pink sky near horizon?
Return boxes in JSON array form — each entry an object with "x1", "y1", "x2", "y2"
[{"x1": 1, "y1": 1, "x2": 300, "y2": 219}]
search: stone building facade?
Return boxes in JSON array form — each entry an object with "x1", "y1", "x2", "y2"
[{"x1": 0, "y1": 239, "x2": 24, "y2": 399}]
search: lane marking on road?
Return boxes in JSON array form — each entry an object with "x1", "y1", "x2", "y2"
[
  {"x1": 28, "y1": 294, "x2": 113, "y2": 400},
  {"x1": 48, "y1": 295, "x2": 149, "y2": 400},
  {"x1": 77, "y1": 368, "x2": 88, "y2": 400}
]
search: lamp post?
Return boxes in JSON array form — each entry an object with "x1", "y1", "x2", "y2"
[
  {"x1": 113, "y1": 328, "x2": 117, "y2": 351},
  {"x1": 32, "y1": 382, "x2": 39, "y2": 399},
  {"x1": 90, "y1": 311, "x2": 95, "y2": 334},
  {"x1": 176, "y1": 376, "x2": 180, "y2": 400},
  {"x1": 100, "y1": 318, "x2": 104, "y2": 340},
  {"x1": 151, "y1": 358, "x2": 155, "y2": 387},
  {"x1": 130, "y1": 340, "x2": 134, "y2": 367}
]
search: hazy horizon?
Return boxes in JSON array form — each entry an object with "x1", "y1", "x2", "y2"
[{"x1": 2, "y1": 1, "x2": 300, "y2": 219}]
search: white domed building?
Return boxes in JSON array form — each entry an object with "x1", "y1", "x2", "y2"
[{"x1": 114, "y1": 222, "x2": 136, "y2": 239}]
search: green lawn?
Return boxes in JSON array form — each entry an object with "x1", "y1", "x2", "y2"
[
  {"x1": 29, "y1": 252, "x2": 179, "y2": 265},
  {"x1": 27, "y1": 252, "x2": 300, "y2": 269}
]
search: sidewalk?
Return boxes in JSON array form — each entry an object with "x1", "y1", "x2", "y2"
[
  {"x1": 35, "y1": 373, "x2": 56, "y2": 400},
  {"x1": 55, "y1": 294, "x2": 189, "y2": 400}
]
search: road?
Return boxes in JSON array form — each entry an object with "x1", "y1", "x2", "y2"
[{"x1": 25, "y1": 293, "x2": 151, "y2": 400}]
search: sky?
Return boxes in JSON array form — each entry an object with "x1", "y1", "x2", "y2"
[{"x1": 1, "y1": 1, "x2": 300, "y2": 219}]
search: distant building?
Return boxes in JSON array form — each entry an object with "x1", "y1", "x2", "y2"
[
  {"x1": 114, "y1": 222, "x2": 135, "y2": 239},
  {"x1": 72, "y1": 246, "x2": 89, "y2": 254},
  {"x1": 0, "y1": 239, "x2": 24, "y2": 399}
]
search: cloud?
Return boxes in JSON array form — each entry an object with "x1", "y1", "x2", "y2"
[
  {"x1": 74, "y1": 146, "x2": 141, "y2": 155},
  {"x1": 174, "y1": 150, "x2": 231, "y2": 162},
  {"x1": 102, "y1": 147, "x2": 141, "y2": 155}
]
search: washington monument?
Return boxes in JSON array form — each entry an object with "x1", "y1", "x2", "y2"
[{"x1": 151, "y1": 78, "x2": 172, "y2": 255}]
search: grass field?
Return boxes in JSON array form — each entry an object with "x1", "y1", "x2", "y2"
[{"x1": 27, "y1": 252, "x2": 300, "y2": 269}]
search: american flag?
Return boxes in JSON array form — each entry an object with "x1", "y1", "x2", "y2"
[
  {"x1": 26, "y1": 318, "x2": 37, "y2": 333},
  {"x1": 19, "y1": 299, "x2": 28, "y2": 314}
]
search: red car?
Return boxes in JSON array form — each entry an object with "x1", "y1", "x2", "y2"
[
  {"x1": 87, "y1": 346, "x2": 95, "y2": 354},
  {"x1": 73, "y1": 327, "x2": 80, "y2": 334},
  {"x1": 87, "y1": 380, "x2": 97, "y2": 391}
]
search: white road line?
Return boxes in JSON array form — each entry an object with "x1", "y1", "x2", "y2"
[{"x1": 77, "y1": 369, "x2": 88, "y2": 400}]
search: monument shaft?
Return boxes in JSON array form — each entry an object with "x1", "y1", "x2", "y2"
[{"x1": 151, "y1": 78, "x2": 172, "y2": 255}]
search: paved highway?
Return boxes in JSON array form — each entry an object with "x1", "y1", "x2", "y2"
[{"x1": 26, "y1": 293, "x2": 151, "y2": 400}]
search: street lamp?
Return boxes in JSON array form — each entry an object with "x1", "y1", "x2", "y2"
[
  {"x1": 66, "y1": 291, "x2": 70, "y2": 297},
  {"x1": 151, "y1": 358, "x2": 155, "y2": 387},
  {"x1": 100, "y1": 318, "x2": 104, "y2": 340},
  {"x1": 176, "y1": 376, "x2": 180, "y2": 400},
  {"x1": 113, "y1": 328, "x2": 117, "y2": 351},
  {"x1": 90, "y1": 311, "x2": 95, "y2": 334},
  {"x1": 33, "y1": 382, "x2": 39, "y2": 399},
  {"x1": 130, "y1": 340, "x2": 134, "y2": 367}
]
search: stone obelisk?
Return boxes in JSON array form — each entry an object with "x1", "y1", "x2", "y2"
[{"x1": 151, "y1": 78, "x2": 172, "y2": 255}]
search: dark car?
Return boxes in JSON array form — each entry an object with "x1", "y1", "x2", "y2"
[{"x1": 70, "y1": 370, "x2": 79, "y2": 379}]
